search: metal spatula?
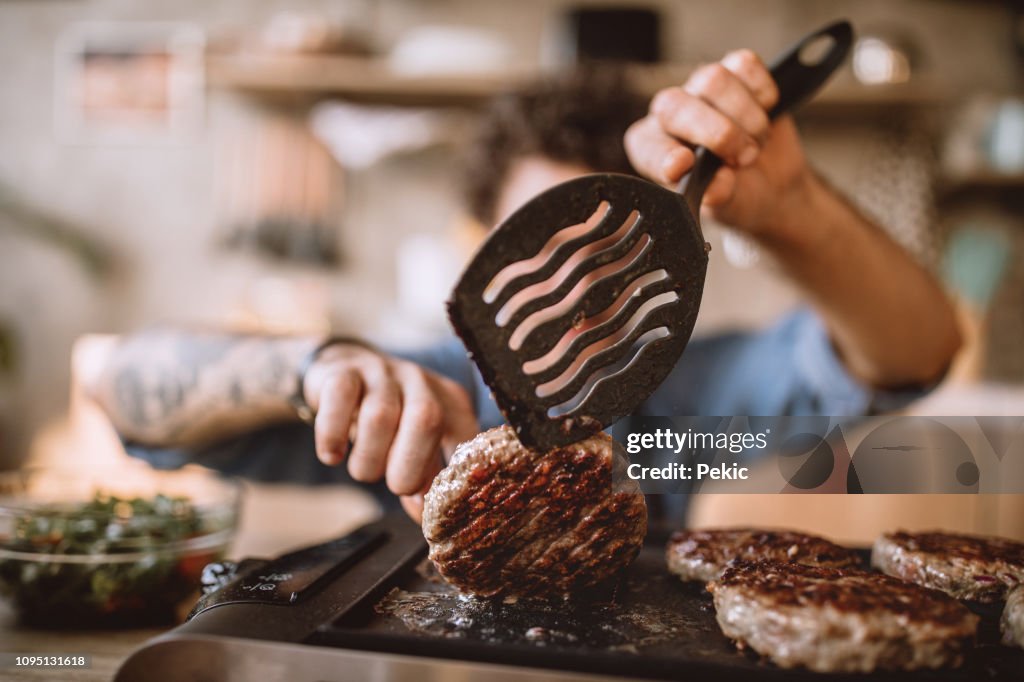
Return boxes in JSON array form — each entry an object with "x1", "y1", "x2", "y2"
[{"x1": 448, "y1": 20, "x2": 853, "y2": 450}]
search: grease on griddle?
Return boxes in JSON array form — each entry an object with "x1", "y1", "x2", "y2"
[
  {"x1": 375, "y1": 588, "x2": 688, "y2": 652},
  {"x1": 414, "y1": 557, "x2": 447, "y2": 585}
]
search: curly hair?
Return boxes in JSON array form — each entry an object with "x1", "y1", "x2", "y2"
[{"x1": 460, "y1": 68, "x2": 649, "y2": 226}]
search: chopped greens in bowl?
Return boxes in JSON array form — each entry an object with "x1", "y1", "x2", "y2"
[{"x1": 0, "y1": 467, "x2": 240, "y2": 628}]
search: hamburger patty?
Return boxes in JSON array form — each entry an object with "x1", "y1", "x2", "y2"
[
  {"x1": 709, "y1": 560, "x2": 979, "y2": 673},
  {"x1": 1003, "y1": 586, "x2": 1024, "y2": 648},
  {"x1": 421, "y1": 426, "x2": 647, "y2": 599},
  {"x1": 872, "y1": 530, "x2": 1024, "y2": 603},
  {"x1": 666, "y1": 528, "x2": 860, "y2": 583}
]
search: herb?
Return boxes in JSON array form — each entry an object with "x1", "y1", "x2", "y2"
[{"x1": 0, "y1": 493, "x2": 230, "y2": 628}]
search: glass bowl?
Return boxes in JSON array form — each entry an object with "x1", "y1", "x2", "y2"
[{"x1": 0, "y1": 464, "x2": 241, "y2": 628}]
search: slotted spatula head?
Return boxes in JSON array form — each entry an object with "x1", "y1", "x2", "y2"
[
  {"x1": 449, "y1": 174, "x2": 710, "y2": 449},
  {"x1": 448, "y1": 20, "x2": 853, "y2": 450}
]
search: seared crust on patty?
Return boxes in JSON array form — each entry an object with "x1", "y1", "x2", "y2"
[
  {"x1": 709, "y1": 560, "x2": 979, "y2": 673},
  {"x1": 422, "y1": 426, "x2": 646, "y2": 599},
  {"x1": 872, "y1": 530, "x2": 1024, "y2": 603},
  {"x1": 1003, "y1": 585, "x2": 1024, "y2": 648},
  {"x1": 666, "y1": 528, "x2": 860, "y2": 583}
]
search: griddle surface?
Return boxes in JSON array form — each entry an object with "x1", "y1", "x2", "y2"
[{"x1": 310, "y1": 543, "x2": 1024, "y2": 681}]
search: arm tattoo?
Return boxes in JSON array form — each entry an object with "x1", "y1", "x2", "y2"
[
  {"x1": 99, "y1": 330, "x2": 316, "y2": 446},
  {"x1": 113, "y1": 367, "x2": 148, "y2": 428}
]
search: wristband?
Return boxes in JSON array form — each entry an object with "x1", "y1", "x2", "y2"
[{"x1": 290, "y1": 336, "x2": 373, "y2": 424}]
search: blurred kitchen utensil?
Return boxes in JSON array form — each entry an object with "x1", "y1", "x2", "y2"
[
  {"x1": 555, "y1": 6, "x2": 661, "y2": 64},
  {"x1": 258, "y1": 11, "x2": 370, "y2": 55},
  {"x1": 942, "y1": 221, "x2": 1013, "y2": 383},
  {"x1": 388, "y1": 26, "x2": 513, "y2": 76},
  {"x1": 310, "y1": 101, "x2": 453, "y2": 169},
  {"x1": 943, "y1": 224, "x2": 1012, "y2": 312},
  {"x1": 852, "y1": 29, "x2": 918, "y2": 85},
  {"x1": 448, "y1": 21, "x2": 853, "y2": 450},
  {"x1": 219, "y1": 117, "x2": 341, "y2": 265},
  {"x1": 987, "y1": 99, "x2": 1024, "y2": 173}
]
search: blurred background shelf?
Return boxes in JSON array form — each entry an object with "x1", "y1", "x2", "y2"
[
  {"x1": 937, "y1": 170, "x2": 1024, "y2": 203},
  {"x1": 206, "y1": 54, "x2": 534, "y2": 106},
  {"x1": 942, "y1": 170, "x2": 1024, "y2": 187},
  {"x1": 206, "y1": 54, "x2": 953, "y2": 113}
]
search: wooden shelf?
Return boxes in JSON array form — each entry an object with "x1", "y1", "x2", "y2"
[
  {"x1": 943, "y1": 170, "x2": 1024, "y2": 187},
  {"x1": 937, "y1": 170, "x2": 1024, "y2": 202},
  {"x1": 633, "y1": 64, "x2": 950, "y2": 114},
  {"x1": 206, "y1": 53, "x2": 952, "y2": 112},
  {"x1": 206, "y1": 54, "x2": 535, "y2": 106}
]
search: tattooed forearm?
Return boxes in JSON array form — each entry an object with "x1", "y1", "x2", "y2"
[
  {"x1": 92, "y1": 330, "x2": 317, "y2": 447},
  {"x1": 113, "y1": 367, "x2": 149, "y2": 427}
]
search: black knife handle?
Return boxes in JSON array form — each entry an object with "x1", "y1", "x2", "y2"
[{"x1": 680, "y1": 20, "x2": 854, "y2": 216}]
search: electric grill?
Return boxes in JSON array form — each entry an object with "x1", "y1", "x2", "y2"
[{"x1": 115, "y1": 513, "x2": 1024, "y2": 682}]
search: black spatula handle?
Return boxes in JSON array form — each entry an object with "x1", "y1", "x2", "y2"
[{"x1": 679, "y1": 20, "x2": 854, "y2": 216}]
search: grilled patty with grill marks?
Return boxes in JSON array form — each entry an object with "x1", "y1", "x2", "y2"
[
  {"x1": 421, "y1": 426, "x2": 646, "y2": 599},
  {"x1": 666, "y1": 527, "x2": 861, "y2": 583},
  {"x1": 709, "y1": 559, "x2": 979, "y2": 673},
  {"x1": 872, "y1": 530, "x2": 1024, "y2": 603}
]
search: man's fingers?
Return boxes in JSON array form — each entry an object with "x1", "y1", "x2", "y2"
[
  {"x1": 431, "y1": 375, "x2": 479, "y2": 457},
  {"x1": 314, "y1": 369, "x2": 361, "y2": 465},
  {"x1": 347, "y1": 360, "x2": 401, "y2": 483},
  {"x1": 721, "y1": 49, "x2": 779, "y2": 112},
  {"x1": 389, "y1": 370, "x2": 477, "y2": 503},
  {"x1": 399, "y1": 451, "x2": 444, "y2": 524},
  {"x1": 684, "y1": 62, "x2": 772, "y2": 144},
  {"x1": 651, "y1": 87, "x2": 759, "y2": 168},
  {"x1": 307, "y1": 346, "x2": 480, "y2": 503},
  {"x1": 385, "y1": 364, "x2": 445, "y2": 496},
  {"x1": 628, "y1": 52, "x2": 780, "y2": 187},
  {"x1": 625, "y1": 116, "x2": 695, "y2": 186},
  {"x1": 400, "y1": 494, "x2": 425, "y2": 524}
]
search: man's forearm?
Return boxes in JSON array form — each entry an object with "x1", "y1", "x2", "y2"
[
  {"x1": 756, "y1": 172, "x2": 962, "y2": 388},
  {"x1": 90, "y1": 330, "x2": 318, "y2": 448}
]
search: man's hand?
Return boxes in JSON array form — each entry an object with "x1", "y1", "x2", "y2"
[
  {"x1": 625, "y1": 50, "x2": 817, "y2": 242},
  {"x1": 303, "y1": 343, "x2": 479, "y2": 519},
  {"x1": 626, "y1": 48, "x2": 961, "y2": 389}
]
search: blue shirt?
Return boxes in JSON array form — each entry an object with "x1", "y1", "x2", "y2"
[{"x1": 125, "y1": 309, "x2": 925, "y2": 515}]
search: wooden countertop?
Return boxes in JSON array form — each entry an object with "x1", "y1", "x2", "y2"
[{"x1": 0, "y1": 482, "x2": 382, "y2": 682}]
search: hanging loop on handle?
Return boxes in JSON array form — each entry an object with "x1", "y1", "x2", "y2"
[
  {"x1": 679, "y1": 20, "x2": 854, "y2": 217},
  {"x1": 767, "y1": 20, "x2": 854, "y2": 117}
]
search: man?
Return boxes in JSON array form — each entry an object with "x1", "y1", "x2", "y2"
[{"x1": 89, "y1": 52, "x2": 961, "y2": 522}]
